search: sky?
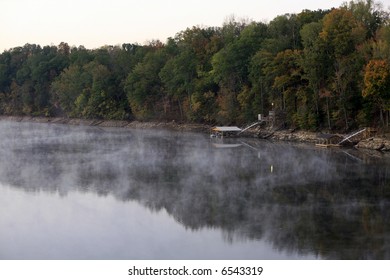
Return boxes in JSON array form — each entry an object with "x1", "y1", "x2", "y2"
[{"x1": 2, "y1": 0, "x2": 390, "y2": 51}]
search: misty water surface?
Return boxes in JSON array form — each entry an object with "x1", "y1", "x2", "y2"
[{"x1": 0, "y1": 120, "x2": 389, "y2": 260}]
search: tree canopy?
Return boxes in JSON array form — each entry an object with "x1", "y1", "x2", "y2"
[{"x1": 1, "y1": 0, "x2": 390, "y2": 130}]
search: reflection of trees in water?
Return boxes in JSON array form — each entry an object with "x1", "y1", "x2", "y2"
[{"x1": 0, "y1": 121, "x2": 390, "y2": 259}]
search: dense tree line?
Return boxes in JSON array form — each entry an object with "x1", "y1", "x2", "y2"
[{"x1": 1, "y1": 0, "x2": 390, "y2": 131}]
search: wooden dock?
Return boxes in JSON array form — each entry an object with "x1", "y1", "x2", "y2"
[{"x1": 211, "y1": 126, "x2": 242, "y2": 138}]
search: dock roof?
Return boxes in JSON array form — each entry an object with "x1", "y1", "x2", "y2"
[{"x1": 212, "y1": 126, "x2": 242, "y2": 132}]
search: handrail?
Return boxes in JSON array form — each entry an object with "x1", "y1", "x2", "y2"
[
  {"x1": 338, "y1": 128, "x2": 367, "y2": 145},
  {"x1": 238, "y1": 122, "x2": 262, "y2": 135}
]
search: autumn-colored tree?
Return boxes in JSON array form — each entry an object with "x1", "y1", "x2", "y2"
[
  {"x1": 271, "y1": 49, "x2": 307, "y2": 127},
  {"x1": 320, "y1": 8, "x2": 366, "y2": 130},
  {"x1": 1, "y1": 1, "x2": 390, "y2": 130},
  {"x1": 363, "y1": 59, "x2": 390, "y2": 125},
  {"x1": 320, "y1": 8, "x2": 366, "y2": 58}
]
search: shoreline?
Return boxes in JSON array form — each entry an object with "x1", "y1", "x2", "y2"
[
  {"x1": 0, "y1": 115, "x2": 211, "y2": 133},
  {"x1": 1, "y1": 115, "x2": 390, "y2": 152}
]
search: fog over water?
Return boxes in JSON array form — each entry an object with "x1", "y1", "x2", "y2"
[{"x1": 0, "y1": 121, "x2": 389, "y2": 259}]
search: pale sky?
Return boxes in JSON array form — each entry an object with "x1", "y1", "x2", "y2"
[{"x1": 2, "y1": 0, "x2": 390, "y2": 51}]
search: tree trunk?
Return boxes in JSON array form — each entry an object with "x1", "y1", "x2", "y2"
[
  {"x1": 343, "y1": 104, "x2": 348, "y2": 131},
  {"x1": 326, "y1": 96, "x2": 331, "y2": 130},
  {"x1": 380, "y1": 108, "x2": 384, "y2": 127},
  {"x1": 178, "y1": 99, "x2": 183, "y2": 120}
]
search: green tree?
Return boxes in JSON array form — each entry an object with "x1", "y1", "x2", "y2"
[
  {"x1": 125, "y1": 48, "x2": 167, "y2": 120},
  {"x1": 263, "y1": 14, "x2": 300, "y2": 53},
  {"x1": 77, "y1": 61, "x2": 127, "y2": 120},
  {"x1": 0, "y1": 51, "x2": 11, "y2": 93},
  {"x1": 172, "y1": 26, "x2": 222, "y2": 122},
  {"x1": 345, "y1": 0, "x2": 389, "y2": 39},
  {"x1": 51, "y1": 64, "x2": 89, "y2": 116},
  {"x1": 300, "y1": 21, "x2": 330, "y2": 128},
  {"x1": 371, "y1": 25, "x2": 390, "y2": 61},
  {"x1": 159, "y1": 48, "x2": 197, "y2": 120},
  {"x1": 70, "y1": 45, "x2": 93, "y2": 66},
  {"x1": 212, "y1": 22, "x2": 267, "y2": 124},
  {"x1": 3, "y1": 44, "x2": 69, "y2": 115},
  {"x1": 249, "y1": 50, "x2": 274, "y2": 120}
]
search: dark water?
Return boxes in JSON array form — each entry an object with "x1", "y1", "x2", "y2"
[{"x1": 0, "y1": 121, "x2": 389, "y2": 260}]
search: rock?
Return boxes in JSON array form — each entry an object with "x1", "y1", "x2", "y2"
[{"x1": 355, "y1": 137, "x2": 390, "y2": 151}]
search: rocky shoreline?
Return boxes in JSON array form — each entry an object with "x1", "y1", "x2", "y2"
[
  {"x1": 1, "y1": 115, "x2": 390, "y2": 152},
  {"x1": 255, "y1": 126, "x2": 390, "y2": 151}
]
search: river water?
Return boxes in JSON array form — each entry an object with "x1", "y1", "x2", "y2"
[{"x1": 0, "y1": 121, "x2": 389, "y2": 260}]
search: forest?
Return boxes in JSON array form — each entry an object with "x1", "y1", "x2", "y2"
[{"x1": 1, "y1": 0, "x2": 390, "y2": 131}]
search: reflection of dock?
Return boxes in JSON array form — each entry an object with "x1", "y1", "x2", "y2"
[
  {"x1": 315, "y1": 143, "x2": 341, "y2": 148},
  {"x1": 210, "y1": 137, "x2": 243, "y2": 148},
  {"x1": 239, "y1": 140, "x2": 259, "y2": 151},
  {"x1": 212, "y1": 143, "x2": 243, "y2": 148}
]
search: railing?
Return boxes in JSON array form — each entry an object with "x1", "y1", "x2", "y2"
[
  {"x1": 238, "y1": 122, "x2": 261, "y2": 135},
  {"x1": 338, "y1": 128, "x2": 367, "y2": 145}
]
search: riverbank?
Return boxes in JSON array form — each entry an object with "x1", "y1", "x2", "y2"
[
  {"x1": 0, "y1": 116, "x2": 210, "y2": 133},
  {"x1": 1, "y1": 115, "x2": 390, "y2": 151}
]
